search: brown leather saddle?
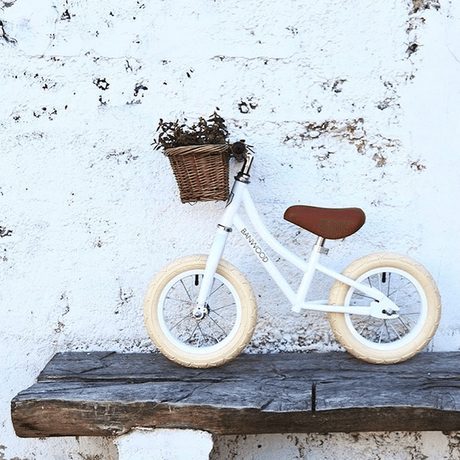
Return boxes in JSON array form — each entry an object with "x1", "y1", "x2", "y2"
[{"x1": 284, "y1": 205, "x2": 366, "y2": 240}]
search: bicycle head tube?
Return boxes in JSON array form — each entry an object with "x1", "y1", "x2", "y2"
[{"x1": 236, "y1": 150, "x2": 254, "y2": 183}]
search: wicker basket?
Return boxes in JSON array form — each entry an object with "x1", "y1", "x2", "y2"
[{"x1": 164, "y1": 144, "x2": 230, "y2": 203}]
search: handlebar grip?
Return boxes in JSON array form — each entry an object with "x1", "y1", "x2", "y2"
[
  {"x1": 230, "y1": 141, "x2": 248, "y2": 162},
  {"x1": 232, "y1": 142, "x2": 246, "y2": 155}
]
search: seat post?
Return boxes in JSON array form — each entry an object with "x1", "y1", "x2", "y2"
[{"x1": 314, "y1": 236, "x2": 329, "y2": 255}]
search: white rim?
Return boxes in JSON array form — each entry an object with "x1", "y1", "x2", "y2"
[
  {"x1": 344, "y1": 267, "x2": 428, "y2": 350},
  {"x1": 157, "y1": 269, "x2": 243, "y2": 355}
]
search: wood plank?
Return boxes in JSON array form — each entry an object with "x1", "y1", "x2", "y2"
[{"x1": 11, "y1": 351, "x2": 460, "y2": 437}]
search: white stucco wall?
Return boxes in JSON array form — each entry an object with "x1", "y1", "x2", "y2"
[{"x1": 1, "y1": 0, "x2": 460, "y2": 458}]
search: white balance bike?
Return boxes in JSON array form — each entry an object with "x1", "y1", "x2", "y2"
[{"x1": 143, "y1": 144, "x2": 441, "y2": 368}]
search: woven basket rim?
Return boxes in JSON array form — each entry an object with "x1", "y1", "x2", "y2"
[{"x1": 164, "y1": 143, "x2": 229, "y2": 157}]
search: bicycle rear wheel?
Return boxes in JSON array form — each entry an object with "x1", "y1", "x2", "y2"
[
  {"x1": 143, "y1": 255, "x2": 257, "y2": 368},
  {"x1": 328, "y1": 252, "x2": 441, "y2": 364}
]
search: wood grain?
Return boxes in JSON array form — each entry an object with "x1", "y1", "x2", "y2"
[{"x1": 11, "y1": 351, "x2": 460, "y2": 437}]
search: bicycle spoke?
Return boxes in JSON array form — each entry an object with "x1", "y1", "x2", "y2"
[
  {"x1": 183, "y1": 322, "x2": 200, "y2": 343},
  {"x1": 165, "y1": 295, "x2": 192, "y2": 304},
  {"x1": 353, "y1": 292, "x2": 375, "y2": 301},
  {"x1": 207, "y1": 314, "x2": 228, "y2": 336},
  {"x1": 356, "y1": 316, "x2": 371, "y2": 336},
  {"x1": 200, "y1": 321, "x2": 221, "y2": 345},
  {"x1": 378, "y1": 320, "x2": 389, "y2": 343},
  {"x1": 399, "y1": 313, "x2": 418, "y2": 327},
  {"x1": 169, "y1": 313, "x2": 193, "y2": 332},
  {"x1": 346, "y1": 270, "x2": 426, "y2": 346},
  {"x1": 377, "y1": 324, "x2": 384, "y2": 344},
  {"x1": 401, "y1": 312, "x2": 420, "y2": 318},
  {"x1": 180, "y1": 279, "x2": 193, "y2": 302},
  {"x1": 388, "y1": 281, "x2": 413, "y2": 299},
  {"x1": 160, "y1": 271, "x2": 242, "y2": 349},
  {"x1": 212, "y1": 302, "x2": 236, "y2": 312},
  {"x1": 195, "y1": 322, "x2": 206, "y2": 344},
  {"x1": 397, "y1": 316, "x2": 411, "y2": 333},
  {"x1": 210, "y1": 281, "x2": 225, "y2": 298},
  {"x1": 387, "y1": 320, "x2": 402, "y2": 340}
]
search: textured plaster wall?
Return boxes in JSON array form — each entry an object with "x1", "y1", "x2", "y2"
[
  {"x1": 211, "y1": 432, "x2": 460, "y2": 460},
  {"x1": 1, "y1": 0, "x2": 460, "y2": 458}
]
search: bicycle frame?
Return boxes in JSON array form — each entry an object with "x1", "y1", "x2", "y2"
[{"x1": 197, "y1": 158, "x2": 400, "y2": 319}]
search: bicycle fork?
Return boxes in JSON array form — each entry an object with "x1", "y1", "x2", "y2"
[
  {"x1": 194, "y1": 226, "x2": 230, "y2": 315},
  {"x1": 195, "y1": 179, "x2": 248, "y2": 314}
]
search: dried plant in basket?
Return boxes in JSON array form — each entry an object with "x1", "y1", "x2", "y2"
[
  {"x1": 153, "y1": 112, "x2": 234, "y2": 203},
  {"x1": 153, "y1": 112, "x2": 229, "y2": 150}
]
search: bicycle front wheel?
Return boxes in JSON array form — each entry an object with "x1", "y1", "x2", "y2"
[
  {"x1": 328, "y1": 252, "x2": 441, "y2": 364},
  {"x1": 143, "y1": 255, "x2": 257, "y2": 368}
]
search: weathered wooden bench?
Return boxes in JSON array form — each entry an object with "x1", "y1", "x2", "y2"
[{"x1": 11, "y1": 351, "x2": 460, "y2": 439}]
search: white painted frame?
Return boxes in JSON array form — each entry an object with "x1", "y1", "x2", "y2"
[{"x1": 197, "y1": 163, "x2": 400, "y2": 319}]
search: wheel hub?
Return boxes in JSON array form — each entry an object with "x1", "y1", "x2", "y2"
[
  {"x1": 192, "y1": 304, "x2": 209, "y2": 320},
  {"x1": 370, "y1": 297, "x2": 400, "y2": 319}
]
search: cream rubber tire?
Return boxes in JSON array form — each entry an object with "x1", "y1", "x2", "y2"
[
  {"x1": 143, "y1": 255, "x2": 257, "y2": 368},
  {"x1": 328, "y1": 252, "x2": 441, "y2": 364}
]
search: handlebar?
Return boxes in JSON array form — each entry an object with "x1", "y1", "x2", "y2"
[
  {"x1": 230, "y1": 141, "x2": 247, "y2": 159},
  {"x1": 230, "y1": 140, "x2": 254, "y2": 181}
]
